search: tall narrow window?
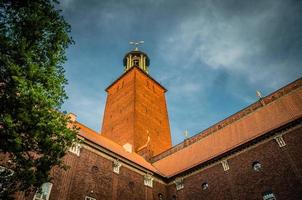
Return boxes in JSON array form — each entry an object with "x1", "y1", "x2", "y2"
[{"x1": 33, "y1": 182, "x2": 53, "y2": 200}]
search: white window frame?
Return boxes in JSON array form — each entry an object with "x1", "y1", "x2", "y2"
[
  {"x1": 144, "y1": 173, "x2": 154, "y2": 188},
  {"x1": 113, "y1": 159, "x2": 122, "y2": 174},
  {"x1": 221, "y1": 160, "x2": 230, "y2": 171},
  {"x1": 69, "y1": 143, "x2": 81, "y2": 156},
  {"x1": 85, "y1": 196, "x2": 96, "y2": 200},
  {"x1": 33, "y1": 182, "x2": 53, "y2": 200},
  {"x1": 274, "y1": 135, "x2": 286, "y2": 147}
]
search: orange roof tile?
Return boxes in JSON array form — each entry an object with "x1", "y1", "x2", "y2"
[
  {"x1": 75, "y1": 122, "x2": 160, "y2": 174},
  {"x1": 152, "y1": 85, "x2": 302, "y2": 177}
]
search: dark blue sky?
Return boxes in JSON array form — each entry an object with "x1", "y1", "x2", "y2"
[{"x1": 60, "y1": 0, "x2": 302, "y2": 145}]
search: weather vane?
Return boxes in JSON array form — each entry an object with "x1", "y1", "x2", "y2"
[{"x1": 129, "y1": 40, "x2": 144, "y2": 50}]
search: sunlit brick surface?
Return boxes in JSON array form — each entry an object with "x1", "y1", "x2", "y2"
[{"x1": 101, "y1": 67, "x2": 172, "y2": 156}]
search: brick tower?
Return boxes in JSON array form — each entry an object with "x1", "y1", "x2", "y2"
[{"x1": 101, "y1": 47, "x2": 172, "y2": 156}]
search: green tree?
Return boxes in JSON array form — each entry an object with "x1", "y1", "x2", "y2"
[{"x1": 0, "y1": 0, "x2": 77, "y2": 198}]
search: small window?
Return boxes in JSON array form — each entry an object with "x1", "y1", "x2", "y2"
[
  {"x1": 69, "y1": 143, "x2": 81, "y2": 156},
  {"x1": 252, "y1": 161, "x2": 262, "y2": 171},
  {"x1": 172, "y1": 195, "x2": 177, "y2": 200},
  {"x1": 144, "y1": 173, "x2": 154, "y2": 188},
  {"x1": 201, "y1": 182, "x2": 209, "y2": 190},
  {"x1": 33, "y1": 182, "x2": 53, "y2": 200},
  {"x1": 262, "y1": 191, "x2": 276, "y2": 200},
  {"x1": 158, "y1": 193, "x2": 163, "y2": 200},
  {"x1": 85, "y1": 196, "x2": 96, "y2": 200},
  {"x1": 274, "y1": 135, "x2": 286, "y2": 147},
  {"x1": 221, "y1": 160, "x2": 230, "y2": 171},
  {"x1": 113, "y1": 159, "x2": 122, "y2": 174}
]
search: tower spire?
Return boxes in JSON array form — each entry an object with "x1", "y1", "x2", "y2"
[{"x1": 123, "y1": 41, "x2": 150, "y2": 74}]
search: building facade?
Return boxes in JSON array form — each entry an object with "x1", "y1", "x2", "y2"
[{"x1": 10, "y1": 49, "x2": 302, "y2": 200}]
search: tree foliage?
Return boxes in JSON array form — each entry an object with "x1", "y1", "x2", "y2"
[{"x1": 0, "y1": 0, "x2": 77, "y2": 197}]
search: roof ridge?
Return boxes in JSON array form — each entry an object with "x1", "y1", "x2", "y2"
[{"x1": 150, "y1": 77, "x2": 302, "y2": 163}]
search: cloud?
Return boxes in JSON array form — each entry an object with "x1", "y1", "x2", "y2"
[
  {"x1": 159, "y1": 0, "x2": 302, "y2": 89},
  {"x1": 60, "y1": 0, "x2": 302, "y2": 145}
]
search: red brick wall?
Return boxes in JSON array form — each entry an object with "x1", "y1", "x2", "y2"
[
  {"x1": 167, "y1": 125, "x2": 302, "y2": 200},
  {"x1": 101, "y1": 67, "x2": 172, "y2": 156},
  {"x1": 50, "y1": 147, "x2": 167, "y2": 200},
  {"x1": 134, "y1": 68, "x2": 172, "y2": 156},
  {"x1": 101, "y1": 70, "x2": 136, "y2": 146},
  {"x1": 11, "y1": 124, "x2": 302, "y2": 200}
]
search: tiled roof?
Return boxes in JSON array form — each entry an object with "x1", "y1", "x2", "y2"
[
  {"x1": 152, "y1": 80, "x2": 302, "y2": 177},
  {"x1": 151, "y1": 78, "x2": 302, "y2": 163},
  {"x1": 73, "y1": 78, "x2": 301, "y2": 178},
  {"x1": 75, "y1": 122, "x2": 160, "y2": 174}
]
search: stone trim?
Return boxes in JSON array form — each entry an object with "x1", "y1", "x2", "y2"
[
  {"x1": 69, "y1": 143, "x2": 81, "y2": 156},
  {"x1": 80, "y1": 141, "x2": 166, "y2": 185},
  {"x1": 166, "y1": 120, "x2": 301, "y2": 184},
  {"x1": 274, "y1": 135, "x2": 286, "y2": 147},
  {"x1": 112, "y1": 159, "x2": 122, "y2": 174},
  {"x1": 221, "y1": 160, "x2": 230, "y2": 171},
  {"x1": 144, "y1": 173, "x2": 154, "y2": 188},
  {"x1": 174, "y1": 177, "x2": 184, "y2": 190}
]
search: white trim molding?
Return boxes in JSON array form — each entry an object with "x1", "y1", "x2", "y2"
[
  {"x1": 144, "y1": 173, "x2": 154, "y2": 188},
  {"x1": 113, "y1": 159, "x2": 122, "y2": 174},
  {"x1": 274, "y1": 135, "x2": 286, "y2": 147},
  {"x1": 221, "y1": 160, "x2": 230, "y2": 171},
  {"x1": 174, "y1": 177, "x2": 184, "y2": 191}
]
